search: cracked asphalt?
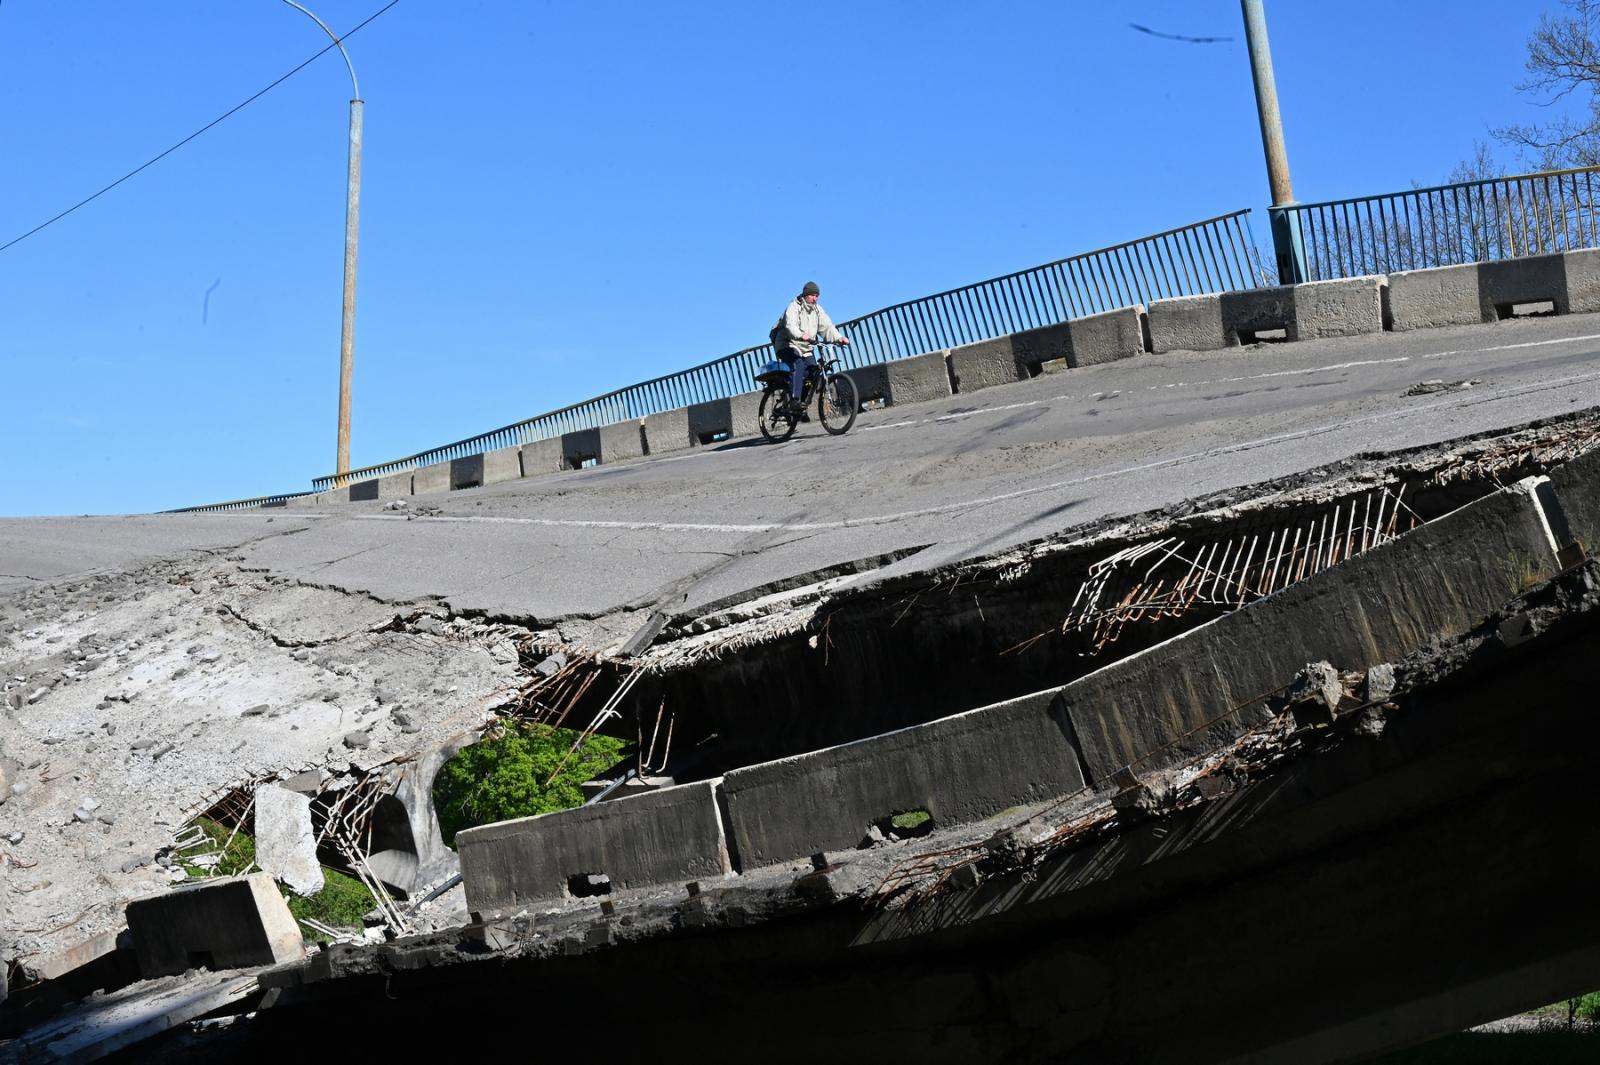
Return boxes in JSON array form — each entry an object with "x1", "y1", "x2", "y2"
[
  {"x1": 10, "y1": 312, "x2": 1595, "y2": 648},
  {"x1": 3, "y1": 310, "x2": 1600, "y2": 976}
]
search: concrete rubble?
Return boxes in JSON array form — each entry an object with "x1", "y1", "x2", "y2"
[
  {"x1": 253, "y1": 785, "x2": 322, "y2": 897},
  {"x1": 1, "y1": 411, "x2": 1597, "y2": 1060},
  {"x1": 0, "y1": 550, "x2": 522, "y2": 980}
]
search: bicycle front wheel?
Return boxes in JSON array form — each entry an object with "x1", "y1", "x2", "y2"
[
  {"x1": 759, "y1": 388, "x2": 798, "y2": 442},
  {"x1": 818, "y1": 372, "x2": 858, "y2": 435}
]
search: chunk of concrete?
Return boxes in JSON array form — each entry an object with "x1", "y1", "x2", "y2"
[
  {"x1": 363, "y1": 737, "x2": 468, "y2": 894},
  {"x1": 125, "y1": 873, "x2": 305, "y2": 978},
  {"x1": 253, "y1": 784, "x2": 323, "y2": 897}
]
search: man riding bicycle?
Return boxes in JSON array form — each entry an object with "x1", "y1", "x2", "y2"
[{"x1": 773, "y1": 281, "x2": 849, "y2": 415}]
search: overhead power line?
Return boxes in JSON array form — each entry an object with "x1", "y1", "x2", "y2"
[
  {"x1": 0, "y1": 0, "x2": 401, "y2": 256},
  {"x1": 1129, "y1": 22, "x2": 1233, "y2": 45}
]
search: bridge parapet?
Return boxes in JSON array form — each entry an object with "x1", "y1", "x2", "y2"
[{"x1": 455, "y1": 470, "x2": 1583, "y2": 903}]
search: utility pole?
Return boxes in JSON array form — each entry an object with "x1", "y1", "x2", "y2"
[
  {"x1": 283, "y1": 1, "x2": 363, "y2": 485},
  {"x1": 1240, "y1": 0, "x2": 1307, "y2": 284}
]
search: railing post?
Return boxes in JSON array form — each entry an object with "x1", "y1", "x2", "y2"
[{"x1": 1267, "y1": 205, "x2": 1309, "y2": 284}]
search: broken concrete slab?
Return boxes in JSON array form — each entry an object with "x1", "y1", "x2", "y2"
[
  {"x1": 6, "y1": 970, "x2": 261, "y2": 1063},
  {"x1": 363, "y1": 737, "x2": 469, "y2": 894},
  {"x1": 254, "y1": 784, "x2": 323, "y2": 897},
  {"x1": 125, "y1": 873, "x2": 304, "y2": 978}
]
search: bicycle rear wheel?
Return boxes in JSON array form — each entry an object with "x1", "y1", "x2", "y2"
[
  {"x1": 759, "y1": 388, "x2": 798, "y2": 442},
  {"x1": 818, "y1": 372, "x2": 858, "y2": 435}
]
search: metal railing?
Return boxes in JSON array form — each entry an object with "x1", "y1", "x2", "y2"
[
  {"x1": 169, "y1": 491, "x2": 313, "y2": 513},
  {"x1": 311, "y1": 210, "x2": 1261, "y2": 491},
  {"x1": 1280, "y1": 166, "x2": 1600, "y2": 282}
]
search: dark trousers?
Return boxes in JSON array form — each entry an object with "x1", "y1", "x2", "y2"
[{"x1": 779, "y1": 349, "x2": 815, "y2": 402}]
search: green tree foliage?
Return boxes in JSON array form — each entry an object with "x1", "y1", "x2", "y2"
[{"x1": 433, "y1": 721, "x2": 628, "y2": 846}]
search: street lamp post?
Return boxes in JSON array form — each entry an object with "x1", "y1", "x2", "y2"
[
  {"x1": 1240, "y1": 0, "x2": 1308, "y2": 284},
  {"x1": 283, "y1": 1, "x2": 363, "y2": 485}
]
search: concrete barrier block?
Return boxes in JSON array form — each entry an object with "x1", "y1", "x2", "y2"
[
  {"x1": 520, "y1": 437, "x2": 564, "y2": 477},
  {"x1": 729, "y1": 391, "x2": 762, "y2": 437},
  {"x1": 458, "y1": 780, "x2": 730, "y2": 911},
  {"x1": 842, "y1": 362, "x2": 890, "y2": 404},
  {"x1": 599, "y1": 419, "x2": 645, "y2": 463},
  {"x1": 1564, "y1": 248, "x2": 1600, "y2": 313},
  {"x1": 1386, "y1": 263, "x2": 1487, "y2": 330},
  {"x1": 1292, "y1": 276, "x2": 1386, "y2": 339},
  {"x1": 450, "y1": 454, "x2": 484, "y2": 490},
  {"x1": 1064, "y1": 484, "x2": 1560, "y2": 782},
  {"x1": 378, "y1": 471, "x2": 413, "y2": 499},
  {"x1": 412, "y1": 460, "x2": 451, "y2": 496},
  {"x1": 1148, "y1": 294, "x2": 1229, "y2": 352},
  {"x1": 483, "y1": 446, "x2": 522, "y2": 485},
  {"x1": 687, "y1": 394, "x2": 762, "y2": 444},
  {"x1": 1479, "y1": 254, "x2": 1570, "y2": 319},
  {"x1": 946, "y1": 321, "x2": 1075, "y2": 393},
  {"x1": 1065, "y1": 305, "x2": 1147, "y2": 367},
  {"x1": 946, "y1": 336, "x2": 1027, "y2": 393},
  {"x1": 721, "y1": 688, "x2": 1086, "y2": 870},
  {"x1": 1547, "y1": 447, "x2": 1600, "y2": 554},
  {"x1": 885, "y1": 350, "x2": 954, "y2": 404},
  {"x1": 643, "y1": 407, "x2": 693, "y2": 454},
  {"x1": 561, "y1": 428, "x2": 602, "y2": 469},
  {"x1": 125, "y1": 872, "x2": 304, "y2": 978},
  {"x1": 1219, "y1": 288, "x2": 1294, "y2": 341}
]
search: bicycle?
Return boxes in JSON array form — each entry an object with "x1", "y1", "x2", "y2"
[{"x1": 754, "y1": 353, "x2": 860, "y2": 442}]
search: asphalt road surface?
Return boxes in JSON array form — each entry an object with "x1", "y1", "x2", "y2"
[{"x1": 6, "y1": 312, "x2": 1600, "y2": 646}]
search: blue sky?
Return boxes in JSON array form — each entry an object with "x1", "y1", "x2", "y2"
[{"x1": 0, "y1": 0, "x2": 1576, "y2": 515}]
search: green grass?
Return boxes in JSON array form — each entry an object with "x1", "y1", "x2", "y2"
[
  {"x1": 177, "y1": 816, "x2": 376, "y2": 942},
  {"x1": 890, "y1": 810, "x2": 932, "y2": 830},
  {"x1": 285, "y1": 867, "x2": 377, "y2": 940},
  {"x1": 177, "y1": 816, "x2": 256, "y2": 878},
  {"x1": 432, "y1": 720, "x2": 629, "y2": 846},
  {"x1": 1577, "y1": 992, "x2": 1600, "y2": 1021}
]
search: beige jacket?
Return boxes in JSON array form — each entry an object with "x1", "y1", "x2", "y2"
[{"x1": 778, "y1": 297, "x2": 844, "y2": 358}]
